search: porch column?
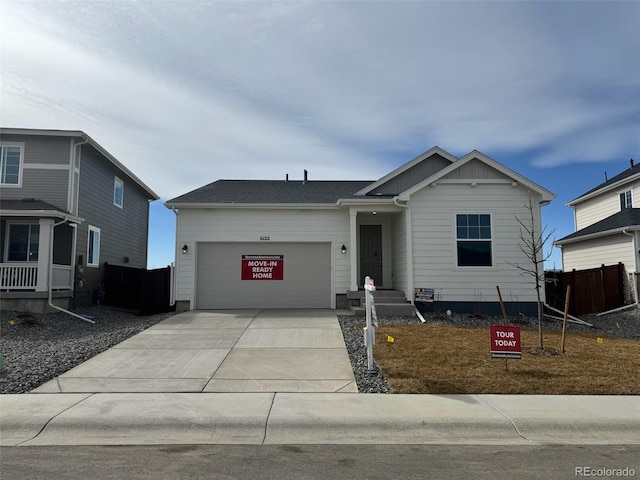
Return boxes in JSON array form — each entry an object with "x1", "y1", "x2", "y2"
[
  {"x1": 350, "y1": 209, "x2": 358, "y2": 291},
  {"x1": 405, "y1": 206, "x2": 414, "y2": 304},
  {"x1": 36, "y1": 219, "x2": 54, "y2": 292}
]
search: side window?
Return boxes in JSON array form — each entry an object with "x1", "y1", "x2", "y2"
[
  {"x1": 1, "y1": 144, "x2": 23, "y2": 186},
  {"x1": 87, "y1": 226, "x2": 101, "y2": 267},
  {"x1": 619, "y1": 190, "x2": 632, "y2": 210},
  {"x1": 114, "y1": 176, "x2": 124, "y2": 208},
  {"x1": 456, "y1": 214, "x2": 493, "y2": 267}
]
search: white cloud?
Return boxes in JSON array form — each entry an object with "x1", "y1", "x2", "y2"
[{"x1": 1, "y1": 0, "x2": 639, "y2": 201}]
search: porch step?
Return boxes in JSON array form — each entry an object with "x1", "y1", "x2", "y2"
[
  {"x1": 346, "y1": 290, "x2": 408, "y2": 302},
  {"x1": 350, "y1": 303, "x2": 416, "y2": 317},
  {"x1": 347, "y1": 289, "x2": 415, "y2": 317}
]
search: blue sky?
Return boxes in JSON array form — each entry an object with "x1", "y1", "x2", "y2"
[{"x1": 1, "y1": 1, "x2": 638, "y2": 270}]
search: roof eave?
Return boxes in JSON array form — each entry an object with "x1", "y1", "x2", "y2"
[
  {"x1": 568, "y1": 173, "x2": 640, "y2": 207},
  {"x1": 164, "y1": 202, "x2": 341, "y2": 210},
  {"x1": 554, "y1": 226, "x2": 640, "y2": 246},
  {"x1": 0, "y1": 209, "x2": 84, "y2": 223},
  {"x1": 1, "y1": 128, "x2": 160, "y2": 200},
  {"x1": 336, "y1": 198, "x2": 397, "y2": 207},
  {"x1": 81, "y1": 133, "x2": 160, "y2": 200}
]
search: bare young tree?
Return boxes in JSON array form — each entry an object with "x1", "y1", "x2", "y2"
[{"x1": 507, "y1": 192, "x2": 556, "y2": 349}]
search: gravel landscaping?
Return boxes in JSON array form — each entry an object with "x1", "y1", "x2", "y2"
[
  {"x1": 0, "y1": 307, "x2": 175, "y2": 394},
  {"x1": 1, "y1": 305, "x2": 638, "y2": 394}
]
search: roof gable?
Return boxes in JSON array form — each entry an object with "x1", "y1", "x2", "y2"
[
  {"x1": 398, "y1": 150, "x2": 556, "y2": 202},
  {"x1": 355, "y1": 146, "x2": 457, "y2": 196}
]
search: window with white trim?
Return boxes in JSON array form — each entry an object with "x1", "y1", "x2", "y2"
[
  {"x1": 1, "y1": 144, "x2": 23, "y2": 186},
  {"x1": 87, "y1": 226, "x2": 101, "y2": 267},
  {"x1": 456, "y1": 214, "x2": 493, "y2": 267},
  {"x1": 619, "y1": 190, "x2": 632, "y2": 210},
  {"x1": 114, "y1": 176, "x2": 124, "y2": 208},
  {"x1": 6, "y1": 224, "x2": 39, "y2": 262}
]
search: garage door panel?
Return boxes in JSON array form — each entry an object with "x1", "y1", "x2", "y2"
[{"x1": 196, "y1": 243, "x2": 331, "y2": 309}]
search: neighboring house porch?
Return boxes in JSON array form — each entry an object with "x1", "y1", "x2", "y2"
[{"x1": 0, "y1": 199, "x2": 82, "y2": 311}]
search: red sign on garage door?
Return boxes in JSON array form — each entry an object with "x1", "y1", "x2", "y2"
[
  {"x1": 241, "y1": 255, "x2": 284, "y2": 280},
  {"x1": 489, "y1": 325, "x2": 521, "y2": 359}
]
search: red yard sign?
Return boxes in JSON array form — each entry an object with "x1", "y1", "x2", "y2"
[
  {"x1": 489, "y1": 325, "x2": 521, "y2": 359},
  {"x1": 241, "y1": 255, "x2": 284, "y2": 280}
]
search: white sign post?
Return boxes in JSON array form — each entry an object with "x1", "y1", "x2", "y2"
[{"x1": 363, "y1": 276, "x2": 378, "y2": 373}]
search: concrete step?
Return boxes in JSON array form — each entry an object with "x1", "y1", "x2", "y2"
[
  {"x1": 350, "y1": 303, "x2": 416, "y2": 317},
  {"x1": 347, "y1": 290, "x2": 407, "y2": 301},
  {"x1": 371, "y1": 296, "x2": 409, "y2": 304}
]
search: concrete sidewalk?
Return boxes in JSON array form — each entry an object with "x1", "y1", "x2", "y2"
[
  {"x1": 2, "y1": 309, "x2": 639, "y2": 447},
  {"x1": 32, "y1": 309, "x2": 357, "y2": 394},
  {"x1": 1, "y1": 393, "x2": 639, "y2": 446}
]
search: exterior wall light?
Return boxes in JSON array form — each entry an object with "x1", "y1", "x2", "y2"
[
  {"x1": 341, "y1": 244, "x2": 347, "y2": 254},
  {"x1": 181, "y1": 244, "x2": 188, "y2": 254}
]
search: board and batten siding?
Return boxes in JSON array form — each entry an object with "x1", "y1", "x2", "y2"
[
  {"x1": 76, "y1": 145, "x2": 151, "y2": 290},
  {"x1": 370, "y1": 153, "x2": 451, "y2": 195},
  {"x1": 0, "y1": 134, "x2": 71, "y2": 210},
  {"x1": 408, "y1": 183, "x2": 545, "y2": 304},
  {"x1": 561, "y1": 235, "x2": 635, "y2": 272},
  {"x1": 175, "y1": 208, "x2": 351, "y2": 306},
  {"x1": 574, "y1": 179, "x2": 640, "y2": 230}
]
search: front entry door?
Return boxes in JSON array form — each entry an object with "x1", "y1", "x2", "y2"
[{"x1": 360, "y1": 225, "x2": 382, "y2": 286}]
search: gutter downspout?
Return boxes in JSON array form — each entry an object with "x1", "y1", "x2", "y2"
[
  {"x1": 68, "y1": 137, "x2": 88, "y2": 303},
  {"x1": 597, "y1": 229, "x2": 639, "y2": 316},
  {"x1": 48, "y1": 218, "x2": 95, "y2": 323},
  {"x1": 169, "y1": 206, "x2": 178, "y2": 307}
]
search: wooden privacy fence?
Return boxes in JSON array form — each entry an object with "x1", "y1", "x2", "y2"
[
  {"x1": 545, "y1": 263, "x2": 625, "y2": 315},
  {"x1": 104, "y1": 263, "x2": 175, "y2": 315}
]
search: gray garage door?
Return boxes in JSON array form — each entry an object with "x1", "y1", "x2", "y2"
[{"x1": 196, "y1": 242, "x2": 332, "y2": 309}]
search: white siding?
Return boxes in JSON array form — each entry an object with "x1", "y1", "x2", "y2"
[
  {"x1": 408, "y1": 183, "x2": 545, "y2": 304},
  {"x1": 561, "y1": 235, "x2": 634, "y2": 272},
  {"x1": 175, "y1": 208, "x2": 350, "y2": 306},
  {"x1": 391, "y1": 210, "x2": 408, "y2": 293},
  {"x1": 575, "y1": 179, "x2": 640, "y2": 230}
]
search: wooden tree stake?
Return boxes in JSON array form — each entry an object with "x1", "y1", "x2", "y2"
[
  {"x1": 560, "y1": 285, "x2": 571, "y2": 353},
  {"x1": 496, "y1": 286, "x2": 509, "y2": 325}
]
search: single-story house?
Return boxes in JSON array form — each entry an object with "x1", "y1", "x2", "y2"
[{"x1": 165, "y1": 147, "x2": 555, "y2": 315}]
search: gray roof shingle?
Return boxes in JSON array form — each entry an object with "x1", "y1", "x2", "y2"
[
  {"x1": 0, "y1": 198, "x2": 67, "y2": 212},
  {"x1": 556, "y1": 208, "x2": 640, "y2": 243},
  {"x1": 572, "y1": 162, "x2": 640, "y2": 203},
  {"x1": 166, "y1": 180, "x2": 375, "y2": 205}
]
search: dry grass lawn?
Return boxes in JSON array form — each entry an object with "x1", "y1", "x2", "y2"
[{"x1": 373, "y1": 324, "x2": 640, "y2": 394}]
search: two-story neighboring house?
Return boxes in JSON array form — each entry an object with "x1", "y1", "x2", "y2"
[
  {"x1": 555, "y1": 159, "x2": 640, "y2": 300},
  {"x1": 0, "y1": 128, "x2": 159, "y2": 312}
]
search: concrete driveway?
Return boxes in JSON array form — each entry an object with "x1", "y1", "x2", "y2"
[{"x1": 33, "y1": 310, "x2": 358, "y2": 394}]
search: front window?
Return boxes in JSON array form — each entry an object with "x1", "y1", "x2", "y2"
[
  {"x1": 88, "y1": 226, "x2": 101, "y2": 267},
  {"x1": 1, "y1": 144, "x2": 23, "y2": 186},
  {"x1": 456, "y1": 214, "x2": 492, "y2": 267},
  {"x1": 114, "y1": 176, "x2": 124, "y2": 208},
  {"x1": 619, "y1": 190, "x2": 632, "y2": 210},
  {"x1": 7, "y1": 224, "x2": 40, "y2": 262}
]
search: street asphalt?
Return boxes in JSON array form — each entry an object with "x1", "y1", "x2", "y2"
[{"x1": 1, "y1": 309, "x2": 638, "y2": 446}]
